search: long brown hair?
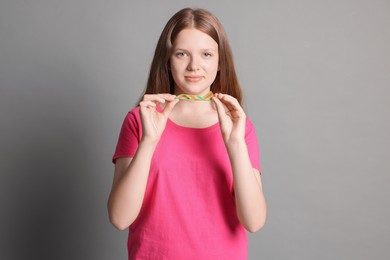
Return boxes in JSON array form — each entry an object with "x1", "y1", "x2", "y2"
[{"x1": 144, "y1": 8, "x2": 243, "y2": 104}]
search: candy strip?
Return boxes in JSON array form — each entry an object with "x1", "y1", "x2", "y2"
[{"x1": 176, "y1": 91, "x2": 213, "y2": 101}]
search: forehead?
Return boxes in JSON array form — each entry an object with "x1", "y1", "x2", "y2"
[{"x1": 172, "y1": 28, "x2": 218, "y2": 49}]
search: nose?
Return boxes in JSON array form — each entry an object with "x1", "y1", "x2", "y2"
[{"x1": 187, "y1": 57, "x2": 200, "y2": 71}]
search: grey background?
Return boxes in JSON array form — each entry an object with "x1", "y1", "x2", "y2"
[{"x1": 1, "y1": 0, "x2": 389, "y2": 259}]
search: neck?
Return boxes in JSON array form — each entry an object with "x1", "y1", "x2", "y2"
[
  {"x1": 174, "y1": 98, "x2": 215, "y2": 113},
  {"x1": 169, "y1": 97, "x2": 218, "y2": 128}
]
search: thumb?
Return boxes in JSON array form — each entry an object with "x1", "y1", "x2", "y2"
[
  {"x1": 162, "y1": 98, "x2": 179, "y2": 117},
  {"x1": 212, "y1": 97, "x2": 226, "y2": 120}
]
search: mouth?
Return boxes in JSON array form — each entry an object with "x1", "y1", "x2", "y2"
[{"x1": 184, "y1": 76, "x2": 203, "y2": 82}]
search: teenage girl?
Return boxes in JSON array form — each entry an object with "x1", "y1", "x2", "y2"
[{"x1": 108, "y1": 8, "x2": 267, "y2": 260}]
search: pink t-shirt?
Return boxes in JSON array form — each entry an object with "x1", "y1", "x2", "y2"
[{"x1": 113, "y1": 107, "x2": 261, "y2": 260}]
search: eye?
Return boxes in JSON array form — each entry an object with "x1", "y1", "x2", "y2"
[
  {"x1": 203, "y1": 52, "x2": 213, "y2": 57},
  {"x1": 175, "y1": 52, "x2": 188, "y2": 57}
]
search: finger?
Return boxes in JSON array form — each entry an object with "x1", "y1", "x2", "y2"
[
  {"x1": 142, "y1": 95, "x2": 166, "y2": 105},
  {"x1": 212, "y1": 96, "x2": 229, "y2": 119},
  {"x1": 139, "y1": 100, "x2": 157, "y2": 109},
  {"x1": 213, "y1": 95, "x2": 232, "y2": 113},
  {"x1": 162, "y1": 98, "x2": 179, "y2": 117},
  {"x1": 158, "y1": 93, "x2": 177, "y2": 101},
  {"x1": 215, "y1": 93, "x2": 245, "y2": 116},
  {"x1": 143, "y1": 94, "x2": 176, "y2": 102},
  {"x1": 155, "y1": 93, "x2": 177, "y2": 102},
  {"x1": 215, "y1": 93, "x2": 238, "y2": 107}
]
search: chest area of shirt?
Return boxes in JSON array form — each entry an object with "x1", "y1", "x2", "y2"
[{"x1": 149, "y1": 126, "x2": 233, "y2": 185}]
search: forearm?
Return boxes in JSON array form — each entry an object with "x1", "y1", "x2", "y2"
[
  {"x1": 227, "y1": 140, "x2": 267, "y2": 232},
  {"x1": 108, "y1": 139, "x2": 157, "y2": 230}
]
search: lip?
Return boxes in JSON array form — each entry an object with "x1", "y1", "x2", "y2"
[{"x1": 185, "y1": 76, "x2": 203, "y2": 82}]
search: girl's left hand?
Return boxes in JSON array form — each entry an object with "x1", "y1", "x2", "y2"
[{"x1": 212, "y1": 93, "x2": 246, "y2": 144}]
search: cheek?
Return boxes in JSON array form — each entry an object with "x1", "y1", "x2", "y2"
[
  {"x1": 170, "y1": 62, "x2": 184, "y2": 81},
  {"x1": 169, "y1": 58, "x2": 185, "y2": 70},
  {"x1": 170, "y1": 60, "x2": 186, "y2": 73},
  {"x1": 205, "y1": 60, "x2": 219, "y2": 73}
]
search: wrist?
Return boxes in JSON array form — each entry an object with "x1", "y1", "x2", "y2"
[
  {"x1": 140, "y1": 136, "x2": 160, "y2": 148},
  {"x1": 225, "y1": 137, "x2": 246, "y2": 150}
]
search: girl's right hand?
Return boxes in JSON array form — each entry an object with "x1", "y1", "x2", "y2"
[{"x1": 139, "y1": 94, "x2": 179, "y2": 143}]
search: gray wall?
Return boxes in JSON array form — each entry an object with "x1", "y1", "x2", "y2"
[{"x1": 1, "y1": 0, "x2": 389, "y2": 259}]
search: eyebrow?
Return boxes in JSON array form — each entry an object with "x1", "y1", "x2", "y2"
[{"x1": 173, "y1": 48, "x2": 217, "y2": 52}]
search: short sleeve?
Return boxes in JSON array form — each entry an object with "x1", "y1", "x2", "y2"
[
  {"x1": 112, "y1": 107, "x2": 142, "y2": 164},
  {"x1": 245, "y1": 118, "x2": 261, "y2": 173}
]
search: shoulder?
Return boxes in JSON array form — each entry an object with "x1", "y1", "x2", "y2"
[
  {"x1": 119, "y1": 106, "x2": 142, "y2": 133},
  {"x1": 124, "y1": 106, "x2": 141, "y2": 123},
  {"x1": 129, "y1": 106, "x2": 141, "y2": 117}
]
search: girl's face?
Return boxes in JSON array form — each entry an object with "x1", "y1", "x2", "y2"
[{"x1": 170, "y1": 28, "x2": 219, "y2": 96}]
